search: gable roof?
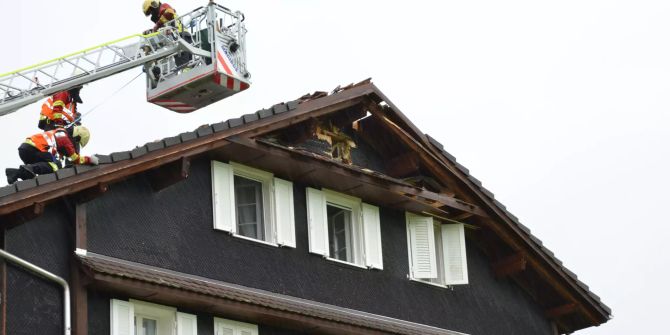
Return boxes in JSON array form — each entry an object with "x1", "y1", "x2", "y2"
[{"x1": 0, "y1": 79, "x2": 610, "y2": 333}]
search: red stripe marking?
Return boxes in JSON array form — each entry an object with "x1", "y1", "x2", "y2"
[
  {"x1": 240, "y1": 82, "x2": 250, "y2": 90},
  {"x1": 213, "y1": 71, "x2": 221, "y2": 85},
  {"x1": 227, "y1": 77, "x2": 234, "y2": 89},
  {"x1": 216, "y1": 52, "x2": 233, "y2": 76}
]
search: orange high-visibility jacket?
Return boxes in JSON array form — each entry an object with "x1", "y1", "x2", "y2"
[
  {"x1": 27, "y1": 129, "x2": 90, "y2": 164},
  {"x1": 40, "y1": 91, "x2": 77, "y2": 127}
]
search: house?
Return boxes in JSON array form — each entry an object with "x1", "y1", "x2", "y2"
[{"x1": 0, "y1": 79, "x2": 610, "y2": 335}]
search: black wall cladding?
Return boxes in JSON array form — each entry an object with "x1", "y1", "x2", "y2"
[
  {"x1": 5, "y1": 204, "x2": 72, "y2": 335},
  {"x1": 85, "y1": 158, "x2": 554, "y2": 335}
]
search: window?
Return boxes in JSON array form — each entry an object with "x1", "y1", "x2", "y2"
[
  {"x1": 110, "y1": 299, "x2": 197, "y2": 335},
  {"x1": 214, "y1": 317, "x2": 258, "y2": 335},
  {"x1": 306, "y1": 188, "x2": 383, "y2": 269},
  {"x1": 406, "y1": 212, "x2": 468, "y2": 286},
  {"x1": 211, "y1": 161, "x2": 296, "y2": 247}
]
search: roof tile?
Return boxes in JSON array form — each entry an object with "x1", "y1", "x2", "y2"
[
  {"x1": 439, "y1": 149, "x2": 457, "y2": 163},
  {"x1": 492, "y1": 199, "x2": 507, "y2": 210},
  {"x1": 0, "y1": 184, "x2": 17, "y2": 197},
  {"x1": 454, "y1": 162, "x2": 470, "y2": 174},
  {"x1": 212, "y1": 121, "x2": 230, "y2": 133},
  {"x1": 196, "y1": 125, "x2": 213, "y2": 137},
  {"x1": 56, "y1": 168, "x2": 76, "y2": 180},
  {"x1": 287, "y1": 100, "x2": 299, "y2": 111},
  {"x1": 75, "y1": 165, "x2": 96, "y2": 174},
  {"x1": 96, "y1": 155, "x2": 113, "y2": 164},
  {"x1": 272, "y1": 103, "x2": 288, "y2": 114},
  {"x1": 145, "y1": 141, "x2": 165, "y2": 152},
  {"x1": 529, "y1": 234, "x2": 543, "y2": 246},
  {"x1": 15, "y1": 179, "x2": 37, "y2": 192},
  {"x1": 257, "y1": 109, "x2": 273, "y2": 119},
  {"x1": 426, "y1": 134, "x2": 444, "y2": 150},
  {"x1": 467, "y1": 175, "x2": 482, "y2": 187},
  {"x1": 228, "y1": 117, "x2": 244, "y2": 128},
  {"x1": 242, "y1": 113, "x2": 259, "y2": 123},
  {"x1": 479, "y1": 186, "x2": 495, "y2": 199},
  {"x1": 516, "y1": 222, "x2": 531, "y2": 234},
  {"x1": 131, "y1": 146, "x2": 148, "y2": 159},
  {"x1": 179, "y1": 131, "x2": 197, "y2": 142},
  {"x1": 111, "y1": 151, "x2": 131, "y2": 162},
  {"x1": 36, "y1": 173, "x2": 57, "y2": 186},
  {"x1": 163, "y1": 136, "x2": 181, "y2": 147}
]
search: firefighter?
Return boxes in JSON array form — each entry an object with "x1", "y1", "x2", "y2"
[
  {"x1": 5, "y1": 126, "x2": 99, "y2": 184},
  {"x1": 142, "y1": 0, "x2": 192, "y2": 70},
  {"x1": 38, "y1": 86, "x2": 83, "y2": 131}
]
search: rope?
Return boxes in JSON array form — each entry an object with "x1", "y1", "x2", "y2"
[{"x1": 66, "y1": 71, "x2": 144, "y2": 129}]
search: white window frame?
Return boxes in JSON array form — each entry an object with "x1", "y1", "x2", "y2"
[
  {"x1": 214, "y1": 317, "x2": 259, "y2": 335},
  {"x1": 211, "y1": 161, "x2": 296, "y2": 248},
  {"x1": 110, "y1": 299, "x2": 197, "y2": 335},
  {"x1": 307, "y1": 188, "x2": 384, "y2": 270},
  {"x1": 406, "y1": 212, "x2": 468, "y2": 287}
]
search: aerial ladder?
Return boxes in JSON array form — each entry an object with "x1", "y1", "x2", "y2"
[{"x1": 0, "y1": 1, "x2": 250, "y2": 117}]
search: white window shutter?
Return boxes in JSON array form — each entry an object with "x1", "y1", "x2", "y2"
[
  {"x1": 274, "y1": 178, "x2": 296, "y2": 247},
  {"x1": 211, "y1": 161, "x2": 236, "y2": 233},
  {"x1": 306, "y1": 187, "x2": 328, "y2": 256},
  {"x1": 110, "y1": 299, "x2": 134, "y2": 335},
  {"x1": 176, "y1": 312, "x2": 198, "y2": 335},
  {"x1": 362, "y1": 203, "x2": 383, "y2": 269},
  {"x1": 407, "y1": 214, "x2": 437, "y2": 279},
  {"x1": 215, "y1": 323, "x2": 235, "y2": 335},
  {"x1": 441, "y1": 223, "x2": 469, "y2": 285}
]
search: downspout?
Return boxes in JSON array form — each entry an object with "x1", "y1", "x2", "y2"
[{"x1": 0, "y1": 249, "x2": 71, "y2": 335}]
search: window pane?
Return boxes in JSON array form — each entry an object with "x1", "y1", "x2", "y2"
[
  {"x1": 142, "y1": 318, "x2": 157, "y2": 335},
  {"x1": 327, "y1": 205, "x2": 352, "y2": 262},
  {"x1": 234, "y1": 176, "x2": 264, "y2": 240}
]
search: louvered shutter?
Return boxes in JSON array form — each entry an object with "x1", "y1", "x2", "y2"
[
  {"x1": 110, "y1": 299, "x2": 134, "y2": 335},
  {"x1": 176, "y1": 312, "x2": 198, "y2": 335},
  {"x1": 407, "y1": 213, "x2": 437, "y2": 279},
  {"x1": 274, "y1": 178, "x2": 296, "y2": 247},
  {"x1": 362, "y1": 203, "x2": 383, "y2": 269},
  {"x1": 441, "y1": 223, "x2": 469, "y2": 285},
  {"x1": 211, "y1": 161, "x2": 236, "y2": 232},
  {"x1": 306, "y1": 187, "x2": 328, "y2": 256},
  {"x1": 215, "y1": 322, "x2": 234, "y2": 335}
]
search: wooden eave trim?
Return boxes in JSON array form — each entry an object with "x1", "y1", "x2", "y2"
[
  {"x1": 89, "y1": 273, "x2": 381, "y2": 335},
  {"x1": 0, "y1": 84, "x2": 376, "y2": 218}
]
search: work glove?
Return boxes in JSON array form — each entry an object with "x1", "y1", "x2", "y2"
[{"x1": 89, "y1": 155, "x2": 99, "y2": 166}]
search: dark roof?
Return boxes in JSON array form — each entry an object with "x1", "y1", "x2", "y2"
[
  {"x1": 79, "y1": 252, "x2": 467, "y2": 335},
  {"x1": 0, "y1": 78, "x2": 610, "y2": 331}
]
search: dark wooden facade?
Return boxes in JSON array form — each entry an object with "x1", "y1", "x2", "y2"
[{"x1": 0, "y1": 80, "x2": 610, "y2": 335}]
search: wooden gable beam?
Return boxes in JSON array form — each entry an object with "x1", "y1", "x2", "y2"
[
  {"x1": 73, "y1": 183, "x2": 108, "y2": 204},
  {"x1": 492, "y1": 252, "x2": 527, "y2": 278},
  {"x1": 0, "y1": 202, "x2": 45, "y2": 230},
  {"x1": 146, "y1": 157, "x2": 191, "y2": 192}
]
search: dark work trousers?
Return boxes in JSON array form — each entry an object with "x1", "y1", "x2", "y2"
[{"x1": 18, "y1": 143, "x2": 62, "y2": 174}]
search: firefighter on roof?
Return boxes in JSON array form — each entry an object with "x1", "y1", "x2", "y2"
[
  {"x1": 5, "y1": 126, "x2": 99, "y2": 184},
  {"x1": 143, "y1": 0, "x2": 181, "y2": 32},
  {"x1": 38, "y1": 86, "x2": 83, "y2": 131}
]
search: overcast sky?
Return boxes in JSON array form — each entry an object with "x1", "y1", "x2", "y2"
[{"x1": 1, "y1": 1, "x2": 668, "y2": 333}]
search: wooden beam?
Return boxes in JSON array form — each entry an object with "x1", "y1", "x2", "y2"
[
  {"x1": 452, "y1": 212, "x2": 474, "y2": 221},
  {"x1": 73, "y1": 183, "x2": 108, "y2": 204},
  {"x1": 230, "y1": 136, "x2": 487, "y2": 218},
  {"x1": 545, "y1": 303, "x2": 578, "y2": 319},
  {"x1": 1, "y1": 228, "x2": 5, "y2": 335},
  {"x1": 70, "y1": 262, "x2": 88, "y2": 335},
  {"x1": 146, "y1": 157, "x2": 191, "y2": 192},
  {"x1": 0, "y1": 202, "x2": 45, "y2": 229},
  {"x1": 385, "y1": 152, "x2": 420, "y2": 178},
  {"x1": 75, "y1": 203, "x2": 87, "y2": 250},
  {"x1": 492, "y1": 252, "x2": 527, "y2": 278}
]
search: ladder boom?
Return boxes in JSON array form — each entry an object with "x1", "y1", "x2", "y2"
[{"x1": 0, "y1": 27, "x2": 201, "y2": 117}]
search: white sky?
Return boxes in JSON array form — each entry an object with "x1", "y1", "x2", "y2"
[{"x1": 1, "y1": 1, "x2": 669, "y2": 333}]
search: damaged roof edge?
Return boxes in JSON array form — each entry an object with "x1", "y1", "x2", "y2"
[{"x1": 364, "y1": 84, "x2": 611, "y2": 322}]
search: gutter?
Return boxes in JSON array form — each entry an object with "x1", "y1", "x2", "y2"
[{"x1": 0, "y1": 249, "x2": 71, "y2": 335}]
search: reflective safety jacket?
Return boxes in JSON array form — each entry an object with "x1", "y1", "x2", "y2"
[
  {"x1": 152, "y1": 2, "x2": 182, "y2": 32},
  {"x1": 39, "y1": 92, "x2": 78, "y2": 129},
  {"x1": 26, "y1": 129, "x2": 91, "y2": 165}
]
